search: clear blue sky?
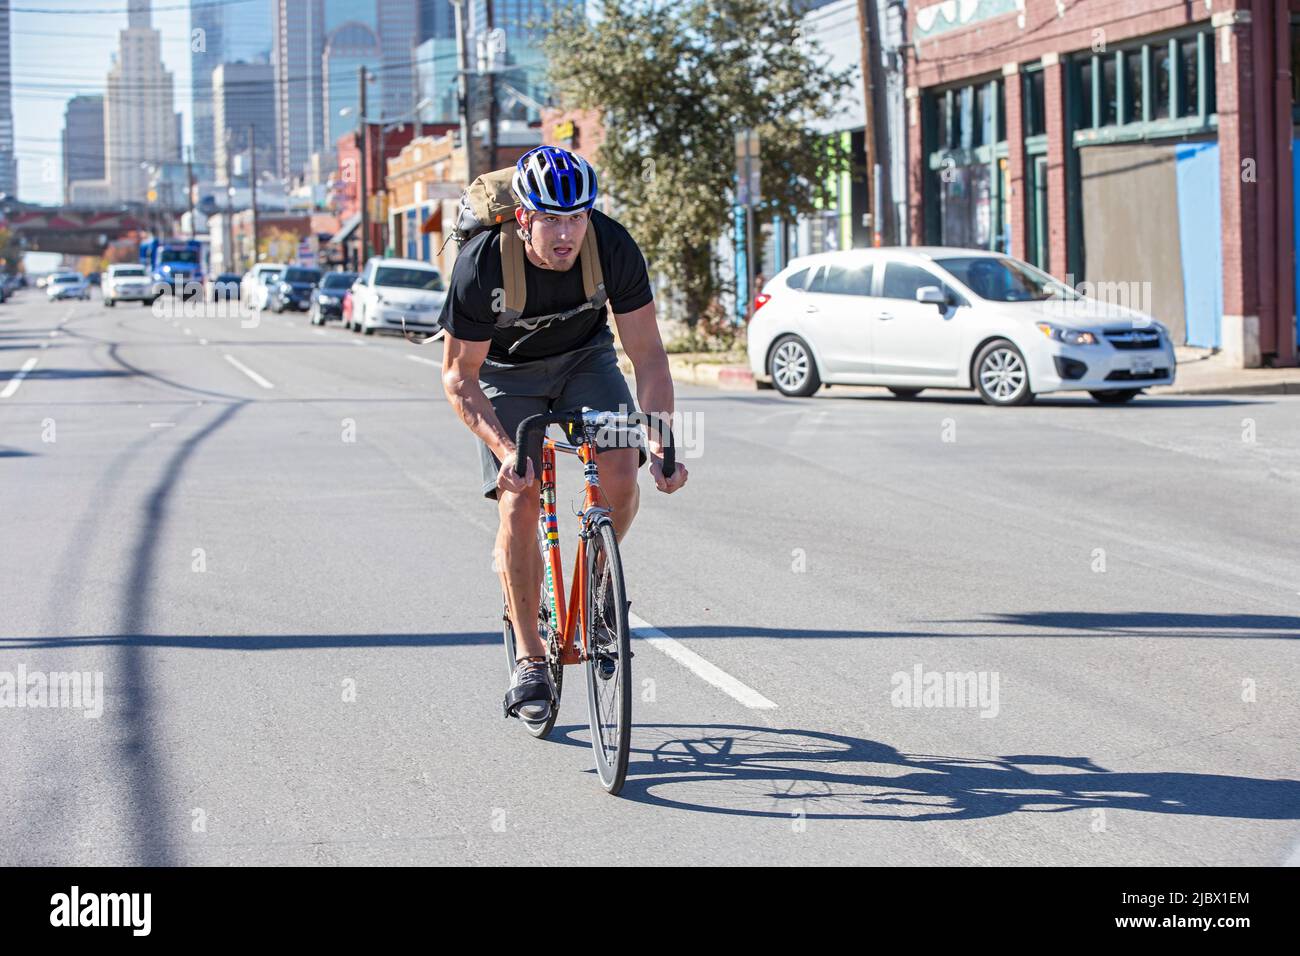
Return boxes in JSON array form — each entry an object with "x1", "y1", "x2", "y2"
[{"x1": 13, "y1": 0, "x2": 194, "y2": 205}]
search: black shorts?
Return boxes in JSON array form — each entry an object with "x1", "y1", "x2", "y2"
[{"x1": 477, "y1": 327, "x2": 647, "y2": 500}]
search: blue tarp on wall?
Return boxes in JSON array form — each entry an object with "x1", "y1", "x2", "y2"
[{"x1": 1174, "y1": 142, "x2": 1224, "y2": 348}]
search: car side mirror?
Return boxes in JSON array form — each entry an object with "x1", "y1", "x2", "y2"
[{"x1": 916, "y1": 285, "x2": 947, "y2": 310}]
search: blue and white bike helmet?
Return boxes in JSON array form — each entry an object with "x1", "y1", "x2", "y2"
[{"x1": 511, "y1": 145, "x2": 598, "y2": 215}]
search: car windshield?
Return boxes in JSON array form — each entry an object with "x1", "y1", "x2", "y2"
[
  {"x1": 934, "y1": 256, "x2": 1079, "y2": 302},
  {"x1": 160, "y1": 250, "x2": 199, "y2": 264},
  {"x1": 283, "y1": 268, "x2": 320, "y2": 283},
  {"x1": 321, "y1": 273, "x2": 356, "y2": 290},
  {"x1": 114, "y1": 267, "x2": 146, "y2": 277},
  {"x1": 53, "y1": 275, "x2": 79, "y2": 284},
  {"x1": 259, "y1": 271, "x2": 283, "y2": 284},
  {"x1": 374, "y1": 266, "x2": 443, "y2": 291}
]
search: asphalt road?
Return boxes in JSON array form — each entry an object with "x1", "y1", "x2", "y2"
[{"x1": 2, "y1": 290, "x2": 1297, "y2": 865}]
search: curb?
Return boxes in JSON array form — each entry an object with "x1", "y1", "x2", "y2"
[{"x1": 618, "y1": 353, "x2": 756, "y2": 390}]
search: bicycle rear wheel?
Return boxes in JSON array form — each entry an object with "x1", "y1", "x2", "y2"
[
  {"x1": 502, "y1": 589, "x2": 563, "y2": 739},
  {"x1": 584, "y1": 520, "x2": 632, "y2": 794}
]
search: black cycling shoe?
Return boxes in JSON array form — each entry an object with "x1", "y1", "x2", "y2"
[{"x1": 504, "y1": 657, "x2": 554, "y2": 721}]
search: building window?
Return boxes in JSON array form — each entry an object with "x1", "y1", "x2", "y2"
[
  {"x1": 1152, "y1": 43, "x2": 1172, "y2": 119},
  {"x1": 1079, "y1": 59, "x2": 1094, "y2": 128},
  {"x1": 1124, "y1": 51, "x2": 1143, "y2": 124},
  {"x1": 1072, "y1": 29, "x2": 1216, "y2": 140},
  {"x1": 1024, "y1": 68, "x2": 1046, "y2": 137},
  {"x1": 924, "y1": 76, "x2": 1008, "y2": 252}
]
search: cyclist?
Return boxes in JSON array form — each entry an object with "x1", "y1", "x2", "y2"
[{"x1": 438, "y1": 145, "x2": 688, "y2": 722}]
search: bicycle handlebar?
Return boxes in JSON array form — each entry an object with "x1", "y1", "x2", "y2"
[{"x1": 513, "y1": 410, "x2": 675, "y2": 480}]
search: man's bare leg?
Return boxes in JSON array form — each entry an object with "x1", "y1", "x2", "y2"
[{"x1": 497, "y1": 483, "x2": 545, "y2": 659}]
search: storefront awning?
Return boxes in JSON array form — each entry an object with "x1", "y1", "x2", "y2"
[
  {"x1": 420, "y1": 205, "x2": 443, "y2": 235},
  {"x1": 329, "y1": 213, "x2": 361, "y2": 245}
]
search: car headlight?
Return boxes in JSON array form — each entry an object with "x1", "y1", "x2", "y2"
[{"x1": 1036, "y1": 323, "x2": 1098, "y2": 346}]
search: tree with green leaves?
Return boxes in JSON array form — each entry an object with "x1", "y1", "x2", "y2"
[{"x1": 543, "y1": 0, "x2": 856, "y2": 326}]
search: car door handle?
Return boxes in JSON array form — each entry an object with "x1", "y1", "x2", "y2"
[
  {"x1": 805, "y1": 304, "x2": 819, "y2": 313},
  {"x1": 877, "y1": 312, "x2": 895, "y2": 321}
]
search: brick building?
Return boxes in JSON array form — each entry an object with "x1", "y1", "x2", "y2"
[
  {"x1": 331, "y1": 123, "x2": 418, "y2": 268},
  {"x1": 905, "y1": 0, "x2": 1297, "y2": 368}
]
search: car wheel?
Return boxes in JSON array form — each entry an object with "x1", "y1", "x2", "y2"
[
  {"x1": 973, "y1": 339, "x2": 1035, "y2": 406},
  {"x1": 363, "y1": 324, "x2": 375, "y2": 336},
  {"x1": 888, "y1": 387, "x2": 924, "y2": 399},
  {"x1": 768, "y1": 335, "x2": 821, "y2": 398},
  {"x1": 1090, "y1": 389, "x2": 1142, "y2": 404}
]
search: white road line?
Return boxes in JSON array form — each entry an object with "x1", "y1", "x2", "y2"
[
  {"x1": 184, "y1": 328, "x2": 192, "y2": 335},
  {"x1": 223, "y1": 353, "x2": 275, "y2": 389},
  {"x1": 407, "y1": 354, "x2": 439, "y2": 367},
  {"x1": 312, "y1": 329, "x2": 327, "y2": 336},
  {"x1": 1, "y1": 357, "x2": 39, "y2": 399},
  {"x1": 1285, "y1": 834, "x2": 1300, "y2": 866},
  {"x1": 628, "y1": 612, "x2": 778, "y2": 709},
  {"x1": 150, "y1": 422, "x2": 176, "y2": 428},
  {"x1": 199, "y1": 338, "x2": 208, "y2": 345},
  {"x1": 351, "y1": 339, "x2": 366, "y2": 346}
]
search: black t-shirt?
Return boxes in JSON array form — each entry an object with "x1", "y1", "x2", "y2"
[{"x1": 436, "y1": 209, "x2": 653, "y2": 363}]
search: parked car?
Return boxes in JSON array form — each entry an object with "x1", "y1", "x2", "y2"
[
  {"x1": 348, "y1": 258, "x2": 446, "y2": 335},
  {"x1": 241, "y1": 263, "x2": 286, "y2": 308},
  {"x1": 102, "y1": 264, "x2": 157, "y2": 307},
  {"x1": 309, "y1": 271, "x2": 357, "y2": 325},
  {"x1": 269, "y1": 266, "x2": 322, "y2": 313},
  {"x1": 46, "y1": 272, "x2": 91, "y2": 301},
  {"x1": 746, "y1": 247, "x2": 1176, "y2": 406},
  {"x1": 206, "y1": 273, "x2": 242, "y2": 302}
]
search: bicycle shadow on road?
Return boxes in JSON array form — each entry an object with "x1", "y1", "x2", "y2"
[{"x1": 550, "y1": 723, "x2": 1300, "y2": 823}]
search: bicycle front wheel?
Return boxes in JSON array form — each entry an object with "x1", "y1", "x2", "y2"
[{"x1": 584, "y1": 520, "x2": 632, "y2": 794}]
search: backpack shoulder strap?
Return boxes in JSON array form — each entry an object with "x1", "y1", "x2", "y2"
[
  {"x1": 498, "y1": 226, "x2": 526, "y2": 322},
  {"x1": 579, "y1": 225, "x2": 606, "y2": 308}
]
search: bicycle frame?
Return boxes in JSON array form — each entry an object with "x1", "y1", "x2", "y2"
[{"x1": 537, "y1": 428, "x2": 612, "y2": 666}]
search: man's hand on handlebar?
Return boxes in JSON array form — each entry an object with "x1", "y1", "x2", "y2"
[
  {"x1": 649, "y1": 455, "x2": 687, "y2": 494},
  {"x1": 497, "y1": 449, "x2": 536, "y2": 496}
]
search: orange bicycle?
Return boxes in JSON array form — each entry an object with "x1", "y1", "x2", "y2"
[{"x1": 501, "y1": 407, "x2": 675, "y2": 795}]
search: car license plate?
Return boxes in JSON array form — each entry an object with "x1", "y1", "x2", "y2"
[{"x1": 1131, "y1": 356, "x2": 1154, "y2": 374}]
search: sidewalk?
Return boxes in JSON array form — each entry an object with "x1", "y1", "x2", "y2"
[
  {"x1": 1149, "y1": 347, "x2": 1300, "y2": 396},
  {"x1": 619, "y1": 345, "x2": 1300, "y2": 396}
]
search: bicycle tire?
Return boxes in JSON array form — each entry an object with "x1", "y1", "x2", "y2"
[{"x1": 584, "y1": 520, "x2": 632, "y2": 794}]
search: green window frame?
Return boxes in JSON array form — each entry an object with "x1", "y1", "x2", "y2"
[{"x1": 1071, "y1": 27, "x2": 1218, "y2": 146}]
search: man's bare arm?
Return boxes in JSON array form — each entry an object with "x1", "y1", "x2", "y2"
[
  {"x1": 441, "y1": 333, "x2": 515, "y2": 460},
  {"x1": 613, "y1": 300, "x2": 687, "y2": 493}
]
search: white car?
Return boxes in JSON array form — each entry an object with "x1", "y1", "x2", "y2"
[
  {"x1": 348, "y1": 257, "x2": 446, "y2": 335},
  {"x1": 747, "y1": 248, "x2": 1176, "y2": 406},
  {"x1": 242, "y1": 263, "x2": 286, "y2": 310},
  {"x1": 46, "y1": 273, "x2": 91, "y2": 301},
  {"x1": 102, "y1": 264, "x2": 156, "y2": 306}
]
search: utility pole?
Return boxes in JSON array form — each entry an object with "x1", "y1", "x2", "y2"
[
  {"x1": 224, "y1": 130, "x2": 234, "y2": 272},
  {"x1": 452, "y1": 0, "x2": 473, "y2": 181},
  {"x1": 856, "y1": 0, "x2": 880, "y2": 246},
  {"x1": 248, "y1": 124, "x2": 260, "y2": 264},
  {"x1": 358, "y1": 65, "x2": 370, "y2": 266},
  {"x1": 185, "y1": 145, "x2": 196, "y2": 240},
  {"x1": 485, "y1": 0, "x2": 498, "y2": 172}
]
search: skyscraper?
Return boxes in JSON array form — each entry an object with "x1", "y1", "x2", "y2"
[
  {"x1": 190, "y1": 0, "x2": 274, "y2": 177},
  {"x1": 104, "y1": 0, "x2": 178, "y2": 203},
  {"x1": 212, "y1": 63, "x2": 275, "y2": 186},
  {"x1": 272, "y1": 0, "x2": 325, "y2": 179},
  {"x1": 62, "y1": 95, "x2": 105, "y2": 203},
  {"x1": 0, "y1": 0, "x2": 16, "y2": 197}
]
